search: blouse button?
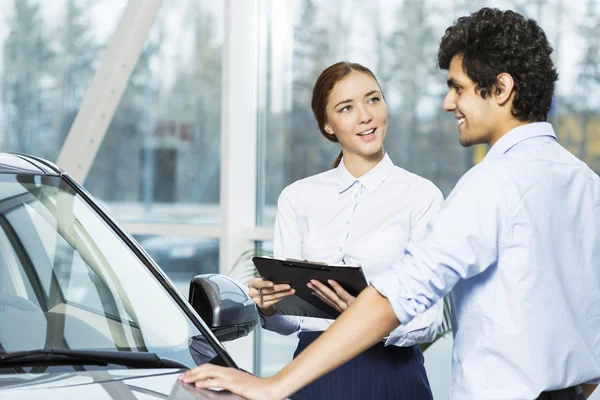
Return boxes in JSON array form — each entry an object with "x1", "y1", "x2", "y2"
[{"x1": 338, "y1": 247, "x2": 343, "y2": 252}]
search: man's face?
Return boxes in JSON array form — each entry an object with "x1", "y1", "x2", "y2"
[{"x1": 443, "y1": 54, "x2": 498, "y2": 147}]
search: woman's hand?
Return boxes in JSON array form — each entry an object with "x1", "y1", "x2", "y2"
[
  {"x1": 307, "y1": 279, "x2": 356, "y2": 313},
  {"x1": 248, "y1": 278, "x2": 295, "y2": 316},
  {"x1": 180, "y1": 382, "x2": 247, "y2": 399},
  {"x1": 179, "y1": 365, "x2": 285, "y2": 400}
]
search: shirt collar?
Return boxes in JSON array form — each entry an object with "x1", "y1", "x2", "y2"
[
  {"x1": 335, "y1": 152, "x2": 394, "y2": 194},
  {"x1": 485, "y1": 122, "x2": 557, "y2": 160}
]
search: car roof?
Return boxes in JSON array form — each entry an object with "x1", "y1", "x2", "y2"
[{"x1": 0, "y1": 153, "x2": 61, "y2": 176}]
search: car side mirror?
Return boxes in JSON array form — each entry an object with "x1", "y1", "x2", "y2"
[{"x1": 188, "y1": 274, "x2": 259, "y2": 342}]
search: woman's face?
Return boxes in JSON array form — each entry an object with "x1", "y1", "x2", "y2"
[{"x1": 324, "y1": 71, "x2": 388, "y2": 160}]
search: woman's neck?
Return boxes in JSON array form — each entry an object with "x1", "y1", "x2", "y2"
[{"x1": 342, "y1": 150, "x2": 385, "y2": 179}]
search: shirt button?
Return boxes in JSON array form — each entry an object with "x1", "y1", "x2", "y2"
[
  {"x1": 345, "y1": 220, "x2": 350, "y2": 225},
  {"x1": 338, "y1": 247, "x2": 343, "y2": 252},
  {"x1": 353, "y1": 193, "x2": 358, "y2": 198}
]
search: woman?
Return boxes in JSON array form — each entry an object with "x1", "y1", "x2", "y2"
[{"x1": 249, "y1": 61, "x2": 443, "y2": 399}]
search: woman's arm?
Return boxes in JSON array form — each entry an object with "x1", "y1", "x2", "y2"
[
  {"x1": 180, "y1": 286, "x2": 400, "y2": 400},
  {"x1": 258, "y1": 188, "x2": 303, "y2": 335}
]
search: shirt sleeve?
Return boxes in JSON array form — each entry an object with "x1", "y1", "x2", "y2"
[
  {"x1": 372, "y1": 165, "x2": 511, "y2": 326},
  {"x1": 386, "y1": 186, "x2": 445, "y2": 346},
  {"x1": 259, "y1": 188, "x2": 302, "y2": 335}
]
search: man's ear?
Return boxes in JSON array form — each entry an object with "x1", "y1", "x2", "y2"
[{"x1": 495, "y1": 73, "x2": 515, "y2": 106}]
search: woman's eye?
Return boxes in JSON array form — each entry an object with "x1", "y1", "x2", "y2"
[
  {"x1": 368, "y1": 96, "x2": 381, "y2": 104},
  {"x1": 339, "y1": 105, "x2": 352, "y2": 112}
]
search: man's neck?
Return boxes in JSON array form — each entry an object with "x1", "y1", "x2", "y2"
[{"x1": 488, "y1": 119, "x2": 534, "y2": 148}]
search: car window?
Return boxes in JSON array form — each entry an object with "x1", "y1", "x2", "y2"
[
  {"x1": 16, "y1": 201, "x2": 123, "y2": 319},
  {"x1": 0, "y1": 225, "x2": 38, "y2": 305},
  {"x1": 0, "y1": 174, "x2": 222, "y2": 371}
]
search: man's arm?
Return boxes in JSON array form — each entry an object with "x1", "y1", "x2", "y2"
[
  {"x1": 384, "y1": 182, "x2": 444, "y2": 346},
  {"x1": 180, "y1": 286, "x2": 398, "y2": 400}
]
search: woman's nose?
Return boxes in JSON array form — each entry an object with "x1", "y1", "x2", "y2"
[{"x1": 357, "y1": 106, "x2": 373, "y2": 124}]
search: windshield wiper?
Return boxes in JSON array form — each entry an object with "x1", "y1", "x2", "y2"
[{"x1": 0, "y1": 349, "x2": 189, "y2": 369}]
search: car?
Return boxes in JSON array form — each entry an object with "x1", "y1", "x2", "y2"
[{"x1": 0, "y1": 153, "x2": 261, "y2": 399}]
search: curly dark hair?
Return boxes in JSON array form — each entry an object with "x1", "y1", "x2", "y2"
[{"x1": 438, "y1": 7, "x2": 558, "y2": 122}]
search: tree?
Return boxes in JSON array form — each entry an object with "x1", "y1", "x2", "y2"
[
  {"x1": 169, "y1": 3, "x2": 222, "y2": 204},
  {"x1": 571, "y1": 0, "x2": 600, "y2": 172},
  {"x1": 287, "y1": 0, "x2": 336, "y2": 182},
  {"x1": 3, "y1": 0, "x2": 54, "y2": 159},
  {"x1": 52, "y1": 0, "x2": 100, "y2": 160},
  {"x1": 383, "y1": 1, "x2": 460, "y2": 190},
  {"x1": 85, "y1": 38, "x2": 159, "y2": 202},
  {"x1": 263, "y1": 0, "x2": 336, "y2": 205}
]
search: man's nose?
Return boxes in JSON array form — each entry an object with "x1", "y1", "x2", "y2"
[{"x1": 443, "y1": 91, "x2": 456, "y2": 112}]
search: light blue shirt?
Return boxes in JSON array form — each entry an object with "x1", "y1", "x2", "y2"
[
  {"x1": 372, "y1": 122, "x2": 600, "y2": 399},
  {"x1": 262, "y1": 153, "x2": 445, "y2": 347}
]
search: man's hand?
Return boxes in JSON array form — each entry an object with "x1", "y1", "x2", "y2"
[
  {"x1": 179, "y1": 365, "x2": 285, "y2": 400},
  {"x1": 307, "y1": 279, "x2": 355, "y2": 313}
]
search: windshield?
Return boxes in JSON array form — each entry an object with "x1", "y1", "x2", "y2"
[{"x1": 0, "y1": 173, "x2": 219, "y2": 372}]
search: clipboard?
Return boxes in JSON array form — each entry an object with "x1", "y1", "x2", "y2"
[{"x1": 252, "y1": 256, "x2": 369, "y2": 319}]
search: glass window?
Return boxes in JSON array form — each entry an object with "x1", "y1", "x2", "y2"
[
  {"x1": 256, "y1": 0, "x2": 473, "y2": 226},
  {"x1": 255, "y1": 1, "x2": 600, "y2": 395},
  {"x1": 0, "y1": 225, "x2": 39, "y2": 306},
  {"x1": 0, "y1": 0, "x2": 127, "y2": 162},
  {"x1": 249, "y1": 241, "x2": 299, "y2": 377},
  {"x1": 87, "y1": 0, "x2": 224, "y2": 225},
  {"x1": 134, "y1": 235, "x2": 219, "y2": 295},
  {"x1": 0, "y1": 174, "x2": 217, "y2": 369},
  {"x1": 16, "y1": 202, "x2": 120, "y2": 317},
  {"x1": 256, "y1": 0, "x2": 600, "y2": 226}
]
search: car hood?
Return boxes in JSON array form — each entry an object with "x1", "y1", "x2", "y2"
[{"x1": 0, "y1": 369, "x2": 246, "y2": 399}]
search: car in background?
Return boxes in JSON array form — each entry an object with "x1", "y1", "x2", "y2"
[{"x1": 0, "y1": 153, "x2": 260, "y2": 399}]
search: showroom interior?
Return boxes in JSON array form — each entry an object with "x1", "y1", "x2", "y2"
[{"x1": 1, "y1": 0, "x2": 599, "y2": 398}]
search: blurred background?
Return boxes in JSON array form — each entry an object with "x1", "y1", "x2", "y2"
[{"x1": 1, "y1": 0, "x2": 599, "y2": 397}]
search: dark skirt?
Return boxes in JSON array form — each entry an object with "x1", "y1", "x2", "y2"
[{"x1": 289, "y1": 331, "x2": 433, "y2": 400}]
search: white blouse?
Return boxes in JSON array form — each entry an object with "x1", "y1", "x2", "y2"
[{"x1": 261, "y1": 153, "x2": 444, "y2": 347}]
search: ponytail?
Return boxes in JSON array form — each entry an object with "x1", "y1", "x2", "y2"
[{"x1": 332, "y1": 150, "x2": 343, "y2": 168}]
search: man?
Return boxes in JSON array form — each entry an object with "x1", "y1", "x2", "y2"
[{"x1": 180, "y1": 8, "x2": 600, "y2": 400}]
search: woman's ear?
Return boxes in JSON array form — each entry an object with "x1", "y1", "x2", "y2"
[
  {"x1": 324, "y1": 123, "x2": 335, "y2": 136},
  {"x1": 495, "y1": 73, "x2": 515, "y2": 106}
]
